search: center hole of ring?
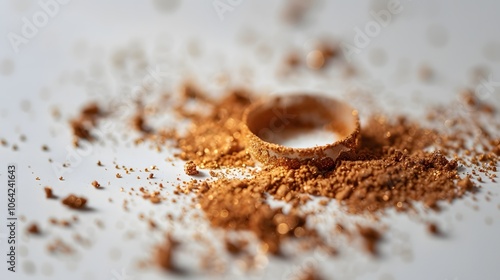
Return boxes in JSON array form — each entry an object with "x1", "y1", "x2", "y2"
[
  {"x1": 262, "y1": 125, "x2": 340, "y2": 148},
  {"x1": 247, "y1": 94, "x2": 357, "y2": 149}
]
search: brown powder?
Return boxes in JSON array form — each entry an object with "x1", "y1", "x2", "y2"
[
  {"x1": 154, "y1": 234, "x2": 178, "y2": 271},
  {"x1": 67, "y1": 77, "x2": 499, "y2": 270},
  {"x1": 132, "y1": 113, "x2": 151, "y2": 133},
  {"x1": 224, "y1": 239, "x2": 248, "y2": 255},
  {"x1": 62, "y1": 194, "x2": 88, "y2": 209},
  {"x1": 296, "y1": 267, "x2": 323, "y2": 280},
  {"x1": 70, "y1": 103, "x2": 103, "y2": 146},
  {"x1": 26, "y1": 223, "x2": 40, "y2": 235},
  {"x1": 175, "y1": 89, "x2": 254, "y2": 169},
  {"x1": 184, "y1": 161, "x2": 198, "y2": 176},
  {"x1": 44, "y1": 187, "x2": 54, "y2": 199},
  {"x1": 427, "y1": 222, "x2": 440, "y2": 235},
  {"x1": 190, "y1": 178, "x2": 317, "y2": 255},
  {"x1": 168, "y1": 88, "x2": 495, "y2": 257},
  {"x1": 357, "y1": 225, "x2": 382, "y2": 255},
  {"x1": 47, "y1": 239, "x2": 74, "y2": 255},
  {"x1": 91, "y1": 180, "x2": 101, "y2": 189}
]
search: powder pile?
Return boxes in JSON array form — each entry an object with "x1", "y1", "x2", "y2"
[
  {"x1": 60, "y1": 78, "x2": 500, "y2": 276},
  {"x1": 175, "y1": 90, "x2": 483, "y2": 211},
  {"x1": 65, "y1": 82, "x2": 498, "y2": 272},
  {"x1": 167, "y1": 86, "x2": 498, "y2": 257},
  {"x1": 174, "y1": 87, "x2": 254, "y2": 169}
]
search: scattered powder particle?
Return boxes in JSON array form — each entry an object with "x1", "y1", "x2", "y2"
[
  {"x1": 91, "y1": 180, "x2": 101, "y2": 189},
  {"x1": 184, "y1": 161, "x2": 199, "y2": 176},
  {"x1": 62, "y1": 194, "x2": 87, "y2": 209},
  {"x1": 26, "y1": 223, "x2": 40, "y2": 235},
  {"x1": 44, "y1": 187, "x2": 54, "y2": 199},
  {"x1": 47, "y1": 239, "x2": 74, "y2": 255},
  {"x1": 69, "y1": 103, "x2": 103, "y2": 146},
  {"x1": 59, "y1": 176, "x2": 64, "y2": 181},
  {"x1": 357, "y1": 225, "x2": 382, "y2": 255},
  {"x1": 60, "y1": 220, "x2": 71, "y2": 227},
  {"x1": 132, "y1": 113, "x2": 151, "y2": 133},
  {"x1": 154, "y1": 234, "x2": 178, "y2": 271},
  {"x1": 42, "y1": 145, "x2": 49, "y2": 152},
  {"x1": 296, "y1": 266, "x2": 324, "y2": 280},
  {"x1": 282, "y1": 0, "x2": 315, "y2": 25},
  {"x1": 116, "y1": 173, "x2": 122, "y2": 178},
  {"x1": 427, "y1": 222, "x2": 440, "y2": 235},
  {"x1": 148, "y1": 219, "x2": 157, "y2": 230},
  {"x1": 306, "y1": 50, "x2": 325, "y2": 70},
  {"x1": 97, "y1": 160, "x2": 103, "y2": 166},
  {"x1": 285, "y1": 52, "x2": 301, "y2": 68},
  {"x1": 224, "y1": 239, "x2": 248, "y2": 255},
  {"x1": 457, "y1": 176, "x2": 474, "y2": 191},
  {"x1": 150, "y1": 196, "x2": 161, "y2": 204}
]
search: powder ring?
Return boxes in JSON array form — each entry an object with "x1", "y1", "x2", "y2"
[{"x1": 242, "y1": 93, "x2": 360, "y2": 166}]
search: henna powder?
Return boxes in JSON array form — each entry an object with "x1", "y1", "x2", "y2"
[{"x1": 64, "y1": 76, "x2": 498, "y2": 274}]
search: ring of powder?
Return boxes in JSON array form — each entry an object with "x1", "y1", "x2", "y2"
[{"x1": 242, "y1": 94, "x2": 360, "y2": 166}]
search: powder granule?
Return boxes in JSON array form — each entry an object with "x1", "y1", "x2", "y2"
[
  {"x1": 62, "y1": 194, "x2": 88, "y2": 209},
  {"x1": 44, "y1": 187, "x2": 54, "y2": 199},
  {"x1": 357, "y1": 225, "x2": 382, "y2": 255},
  {"x1": 154, "y1": 234, "x2": 178, "y2": 271},
  {"x1": 175, "y1": 89, "x2": 254, "y2": 169},
  {"x1": 70, "y1": 103, "x2": 103, "y2": 146},
  {"x1": 184, "y1": 161, "x2": 199, "y2": 176},
  {"x1": 26, "y1": 223, "x2": 40, "y2": 235}
]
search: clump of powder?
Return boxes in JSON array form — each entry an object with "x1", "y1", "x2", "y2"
[
  {"x1": 62, "y1": 194, "x2": 88, "y2": 209},
  {"x1": 70, "y1": 103, "x2": 104, "y2": 146}
]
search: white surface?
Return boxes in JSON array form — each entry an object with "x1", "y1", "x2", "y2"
[{"x1": 1, "y1": 1, "x2": 500, "y2": 280}]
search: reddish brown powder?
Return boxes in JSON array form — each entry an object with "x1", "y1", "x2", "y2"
[
  {"x1": 184, "y1": 161, "x2": 199, "y2": 176},
  {"x1": 67, "y1": 81, "x2": 499, "y2": 270},
  {"x1": 190, "y1": 178, "x2": 317, "y2": 255},
  {"x1": 70, "y1": 103, "x2": 103, "y2": 146},
  {"x1": 357, "y1": 225, "x2": 382, "y2": 255},
  {"x1": 26, "y1": 223, "x2": 40, "y2": 235},
  {"x1": 154, "y1": 234, "x2": 178, "y2": 271},
  {"x1": 175, "y1": 88, "x2": 254, "y2": 169},
  {"x1": 169, "y1": 88, "x2": 496, "y2": 257},
  {"x1": 62, "y1": 194, "x2": 88, "y2": 209},
  {"x1": 44, "y1": 186, "x2": 54, "y2": 199}
]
